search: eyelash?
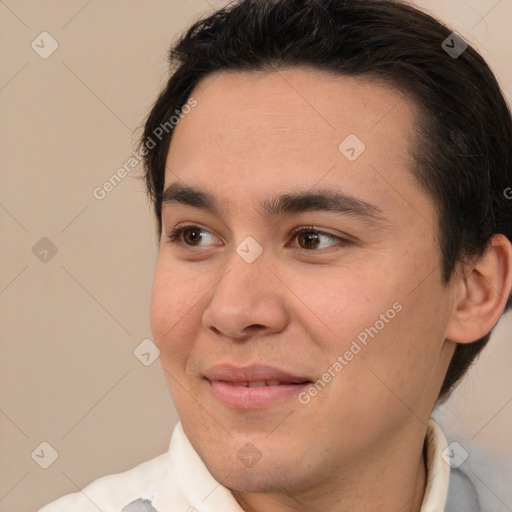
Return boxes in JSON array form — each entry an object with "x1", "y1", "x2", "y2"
[{"x1": 166, "y1": 223, "x2": 349, "y2": 252}]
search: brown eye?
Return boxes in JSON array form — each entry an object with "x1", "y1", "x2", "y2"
[
  {"x1": 182, "y1": 227, "x2": 203, "y2": 245},
  {"x1": 297, "y1": 231, "x2": 321, "y2": 249},
  {"x1": 291, "y1": 227, "x2": 343, "y2": 251},
  {"x1": 167, "y1": 225, "x2": 217, "y2": 247}
]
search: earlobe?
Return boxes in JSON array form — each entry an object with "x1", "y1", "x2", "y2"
[{"x1": 445, "y1": 234, "x2": 512, "y2": 344}]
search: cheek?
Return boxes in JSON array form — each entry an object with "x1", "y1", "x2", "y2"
[
  {"x1": 351, "y1": 277, "x2": 449, "y2": 406},
  {"x1": 149, "y1": 256, "x2": 210, "y2": 363},
  {"x1": 276, "y1": 261, "x2": 399, "y2": 350},
  {"x1": 290, "y1": 256, "x2": 444, "y2": 379}
]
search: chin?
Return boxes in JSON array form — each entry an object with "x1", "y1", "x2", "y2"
[
  {"x1": 198, "y1": 438, "x2": 313, "y2": 495},
  {"x1": 213, "y1": 462, "x2": 295, "y2": 494}
]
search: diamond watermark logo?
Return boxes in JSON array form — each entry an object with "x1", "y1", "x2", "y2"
[
  {"x1": 236, "y1": 236, "x2": 263, "y2": 264},
  {"x1": 133, "y1": 338, "x2": 160, "y2": 366},
  {"x1": 31, "y1": 441, "x2": 58, "y2": 469},
  {"x1": 442, "y1": 32, "x2": 468, "y2": 59},
  {"x1": 31, "y1": 32, "x2": 59, "y2": 59},
  {"x1": 442, "y1": 441, "x2": 468, "y2": 469},
  {"x1": 32, "y1": 237, "x2": 58, "y2": 263},
  {"x1": 339, "y1": 134, "x2": 366, "y2": 161},
  {"x1": 237, "y1": 442, "x2": 263, "y2": 468}
]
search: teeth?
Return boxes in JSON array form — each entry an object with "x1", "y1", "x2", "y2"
[
  {"x1": 266, "y1": 380, "x2": 281, "y2": 386},
  {"x1": 247, "y1": 381, "x2": 266, "y2": 387}
]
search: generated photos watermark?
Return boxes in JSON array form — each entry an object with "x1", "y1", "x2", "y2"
[
  {"x1": 93, "y1": 97, "x2": 198, "y2": 200},
  {"x1": 298, "y1": 301, "x2": 403, "y2": 404}
]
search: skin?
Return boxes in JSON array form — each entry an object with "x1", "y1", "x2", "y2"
[{"x1": 150, "y1": 68, "x2": 512, "y2": 512}]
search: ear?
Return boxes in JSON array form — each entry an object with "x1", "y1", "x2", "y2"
[{"x1": 445, "y1": 234, "x2": 512, "y2": 344}]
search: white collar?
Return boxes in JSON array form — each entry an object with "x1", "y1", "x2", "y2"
[
  {"x1": 168, "y1": 418, "x2": 451, "y2": 511},
  {"x1": 421, "y1": 418, "x2": 451, "y2": 511}
]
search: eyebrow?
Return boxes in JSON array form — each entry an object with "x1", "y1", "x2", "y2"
[{"x1": 161, "y1": 182, "x2": 387, "y2": 224}]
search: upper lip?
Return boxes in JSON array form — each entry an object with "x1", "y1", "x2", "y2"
[{"x1": 204, "y1": 364, "x2": 313, "y2": 384}]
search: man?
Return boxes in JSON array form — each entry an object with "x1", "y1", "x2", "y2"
[{"x1": 40, "y1": 0, "x2": 512, "y2": 510}]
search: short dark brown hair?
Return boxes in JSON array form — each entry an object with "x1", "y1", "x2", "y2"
[{"x1": 140, "y1": 0, "x2": 512, "y2": 402}]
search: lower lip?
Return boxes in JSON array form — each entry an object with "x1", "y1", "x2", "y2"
[{"x1": 208, "y1": 380, "x2": 310, "y2": 408}]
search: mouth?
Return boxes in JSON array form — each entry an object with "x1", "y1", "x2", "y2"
[
  {"x1": 220, "y1": 380, "x2": 310, "y2": 387},
  {"x1": 204, "y1": 364, "x2": 313, "y2": 408}
]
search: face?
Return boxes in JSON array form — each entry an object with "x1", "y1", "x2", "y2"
[{"x1": 150, "y1": 68, "x2": 458, "y2": 496}]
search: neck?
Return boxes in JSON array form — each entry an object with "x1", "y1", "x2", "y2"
[{"x1": 232, "y1": 424, "x2": 428, "y2": 512}]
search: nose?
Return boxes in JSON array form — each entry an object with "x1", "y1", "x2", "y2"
[{"x1": 201, "y1": 252, "x2": 289, "y2": 341}]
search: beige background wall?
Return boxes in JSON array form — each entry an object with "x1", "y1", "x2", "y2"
[{"x1": 0, "y1": 1, "x2": 510, "y2": 510}]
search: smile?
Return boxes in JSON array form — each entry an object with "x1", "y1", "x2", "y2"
[{"x1": 204, "y1": 364, "x2": 313, "y2": 408}]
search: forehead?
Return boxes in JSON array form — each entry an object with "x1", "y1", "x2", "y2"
[
  {"x1": 169, "y1": 67, "x2": 416, "y2": 148},
  {"x1": 164, "y1": 68, "x2": 433, "y2": 226}
]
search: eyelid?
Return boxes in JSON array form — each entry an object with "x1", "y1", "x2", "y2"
[
  {"x1": 166, "y1": 223, "x2": 351, "y2": 251},
  {"x1": 288, "y1": 225, "x2": 351, "y2": 250},
  {"x1": 167, "y1": 222, "x2": 222, "y2": 247}
]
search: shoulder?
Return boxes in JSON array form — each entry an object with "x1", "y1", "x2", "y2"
[
  {"x1": 446, "y1": 465, "x2": 480, "y2": 510},
  {"x1": 38, "y1": 451, "x2": 170, "y2": 512},
  {"x1": 444, "y1": 437, "x2": 511, "y2": 512}
]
